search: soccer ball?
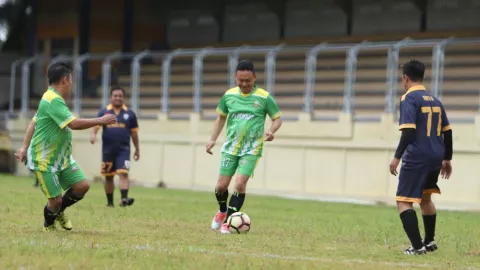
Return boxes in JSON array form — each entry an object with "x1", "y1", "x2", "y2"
[{"x1": 227, "y1": 212, "x2": 251, "y2": 234}]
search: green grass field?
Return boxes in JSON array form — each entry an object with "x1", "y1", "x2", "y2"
[{"x1": 0, "y1": 174, "x2": 478, "y2": 270}]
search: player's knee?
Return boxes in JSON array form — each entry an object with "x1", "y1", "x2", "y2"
[
  {"x1": 73, "y1": 180, "x2": 90, "y2": 195},
  {"x1": 48, "y1": 196, "x2": 63, "y2": 210},
  {"x1": 105, "y1": 176, "x2": 114, "y2": 182}
]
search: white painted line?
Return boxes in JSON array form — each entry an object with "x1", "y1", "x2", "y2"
[{"x1": 2, "y1": 240, "x2": 477, "y2": 270}]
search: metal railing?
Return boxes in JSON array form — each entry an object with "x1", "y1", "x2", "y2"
[{"x1": 9, "y1": 37, "x2": 480, "y2": 120}]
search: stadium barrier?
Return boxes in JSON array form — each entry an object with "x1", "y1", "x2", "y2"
[{"x1": 6, "y1": 37, "x2": 480, "y2": 211}]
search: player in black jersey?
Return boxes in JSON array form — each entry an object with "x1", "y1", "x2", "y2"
[{"x1": 389, "y1": 60, "x2": 453, "y2": 255}]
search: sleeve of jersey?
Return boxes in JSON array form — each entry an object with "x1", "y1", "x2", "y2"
[
  {"x1": 216, "y1": 95, "x2": 228, "y2": 116},
  {"x1": 130, "y1": 111, "x2": 139, "y2": 133},
  {"x1": 266, "y1": 94, "x2": 282, "y2": 120},
  {"x1": 440, "y1": 105, "x2": 452, "y2": 132},
  {"x1": 399, "y1": 95, "x2": 416, "y2": 130},
  {"x1": 49, "y1": 98, "x2": 76, "y2": 129}
]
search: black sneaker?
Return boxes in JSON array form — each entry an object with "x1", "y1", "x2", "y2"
[
  {"x1": 424, "y1": 241, "x2": 438, "y2": 252},
  {"x1": 404, "y1": 246, "x2": 427, "y2": 255},
  {"x1": 120, "y1": 198, "x2": 135, "y2": 207},
  {"x1": 106, "y1": 204, "x2": 114, "y2": 208}
]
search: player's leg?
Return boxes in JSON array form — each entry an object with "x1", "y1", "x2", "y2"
[
  {"x1": 116, "y1": 151, "x2": 134, "y2": 207},
  {"x1": 101, "y1": 151, "x2": 116, "y2": 207},
  {"x1": 34, "y1": 171, "x2": 63, "y2": 231},
  {"x1": 211, "y1": 153, "x2": 238, "y2": 231},
  {"x1": 104, "y1": 175, "x2": 115, "y2": 207},
  {"x1": 420, "y1": 169, "x2": 441, "y2": 252},
  {"x1": 220, "y1": 155, "x2": 259, "y2": 234},
  {"x1": 396, "y1": 165, "x2": 428, "y2": 255},
  {"x1": 55, "y1": 163, "x2": 90, "y2": 230}
]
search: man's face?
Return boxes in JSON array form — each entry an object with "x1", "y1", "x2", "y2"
[
  {"x1": 235, "y1": 70, "x2": 256, "y2": 93},
  {"x1": 111, "y1": 89, "x2": 124, "y2": 106}
]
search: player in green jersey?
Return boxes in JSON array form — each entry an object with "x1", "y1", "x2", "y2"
[
  {"x1": 207, "y1": 60, "x2": 283, "y2": 234},
  {"x1": 15, "y1": 62, "x2": 117, "y2": 231}
]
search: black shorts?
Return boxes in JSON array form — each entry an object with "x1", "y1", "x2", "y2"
[
  {"x1": 101, "y1": 147, "x2": 130, "y2": 176},
  {"x1": 396, "y1": 162, "x2": 441, "y2": 203}
]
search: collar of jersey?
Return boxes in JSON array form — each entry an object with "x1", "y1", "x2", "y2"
[
  {"x1": 406, "y1": 85, "x2": 426, "y2": 95},
  {"x1": 47, "y1": 86, "x2": 60, "y2": 95},
  {"x1": 238, "y1": 85, "x2": 258, "y2": 97},
  {"x1": 106, "y1": 104, "x2": 128, "y2": 111}
]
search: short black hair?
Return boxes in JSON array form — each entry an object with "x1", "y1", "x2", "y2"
[
  {"x1": 236, "y1": 59, "x2": 255, "y2": 74},
  {"x1": 47, "y1": 62, "x2": 72, "y2": 85},
  {"x1": 402, "y1": 59, "x2": 425, "y2": 82},
  {"x1": 110, "y1": 86, "x2": 125, "y2": 96}
]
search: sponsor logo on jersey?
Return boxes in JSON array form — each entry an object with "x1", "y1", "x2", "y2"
[{"x1": 229, "y1": 113, "x2": 254, "y2": 120}]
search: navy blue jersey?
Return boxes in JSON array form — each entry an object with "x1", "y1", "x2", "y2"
[
  {"x1": 399, "y1": 85, "x2": 451, "y2": 164},
  {"x1": 97, "y1": 104, "x2": 139, "y2": 148}
]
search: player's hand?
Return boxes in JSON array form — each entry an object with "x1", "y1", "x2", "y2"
[
  {"x1": 389, "y1": 157, "x2": 400, "y2": 176},
  {"x1": 441, "y1": 160, "x2": 452, "y2": 179},
  {"x1": 15, "y1": 147, "x2": 27, "y2": 162},
  {"x1": 206, "y1": 140, "x2": 215, "y2": 155},
  {"x1": 134, "y1": 149, "x2": 140, "y2": 161},
  {"x1": 264, "y1": 130, "x2": 275, "y2": 141},
  {"x1": 89, "y1": 133, "x2": 96, "y2": 144},
  {"x1": 100, "y1": 114, "x2": 117, "y2": 125}
]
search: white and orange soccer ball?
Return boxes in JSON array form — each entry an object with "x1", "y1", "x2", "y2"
[{"x1": 226, "y1": 212, "x2": 251, "y2": 234}]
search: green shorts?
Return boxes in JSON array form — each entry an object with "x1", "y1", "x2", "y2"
[
  {"x1": 34, "y1": 163, "x2": 86, "y2": 199},
  {"x1": 219, "y1": 153, "x2": 260, "y2": 177}
]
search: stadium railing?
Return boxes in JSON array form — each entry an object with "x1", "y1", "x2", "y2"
[{"x1": 9, "y1": 37, "x2": 480, "y2": 122}]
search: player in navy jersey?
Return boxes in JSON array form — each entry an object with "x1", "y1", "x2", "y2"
[
  {"x1": 389, "y1": 60, "x2": 453, "y2": 255},
  {"x1": 90, "y1": 87, "x2": 140, "y2": 207}
]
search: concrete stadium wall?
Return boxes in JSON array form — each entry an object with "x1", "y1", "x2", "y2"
[{"x1": 9, "y1": 113, "x2": 480, "y2": 211}]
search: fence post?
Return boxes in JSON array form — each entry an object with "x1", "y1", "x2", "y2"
[
  {"x1": 9, "y1": 59, "x2": 23, "y2": 116},
  {"x1": 228, "y1": 46, "x2": 248, "y2": 88},
  {"x1": 431, "y1": 37, "x2": 453, "y2": 100},
  {"x1": 21, "y1": 56, "x2": 40, "y2": 117},
  {"x1": 193, "y1": 48, "x2": 210, "y2": 113},
  {"x1": 385, "y1": 38, "x2": 411, "y2": 113},
  {"x1": 161, "y1": 49, "x2": 181, "y2": 113},
  {"x1": 130, "y1": 50, "x2": 151, "y2": 113},
  {"x1": 343, "y1": 42, "x2": 367, "y2": 114},
  {"x1": 74, "y1": 53, "x2": 90, "y2": 115},
  {"x1": 303, "y1": 43, "x2": 328, "y2": 113},
  {"x1": 265, "y1": 44, "x2": 284, "y2": 96},
  {"x1": 101, "y1": 52, "x2": 121, "y2": 108}
]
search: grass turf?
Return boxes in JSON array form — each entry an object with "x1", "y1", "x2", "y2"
[{"x1": 0, "y1": 174, "x2": 478, "y2": 269}]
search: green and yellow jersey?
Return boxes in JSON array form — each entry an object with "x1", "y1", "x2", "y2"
[
  {"x1": 216, "y1": 86, "x2": 281, "y2": 157},
  {"x1": 27, "y1": 87, "x2": 76, "y2": 172}
]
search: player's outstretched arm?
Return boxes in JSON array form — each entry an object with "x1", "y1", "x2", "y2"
[
  {"x1": 206, "y1": 115, "x2": 227, "y2": 155},
  {"x1": 15, "y1": 119, "x2": 36, "y2": 162},
  {"x1": 68, "y1": 114, "x2": 117, "y2": 130}
]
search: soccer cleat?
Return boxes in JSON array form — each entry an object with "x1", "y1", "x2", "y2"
[
  {"x1": 424, "y1": 241, "x2": 438, "y2": 252},
  {"x1": 211, "y1": 211, "x2": 227, "y2": 230},
  {"x1": 55, "y1": 212, "x2": 72, "y2": 231},
  {"x1": 220, "y1": 223, "x2": 231, "y2": 234},
  {"x1": 120, "y1": 198, "x2": 135, "y2": 207},
  {"x1": 43, "y1": 224, "x2": 56, "y2": 232},
  {"x1": 404, "y1": 246, "x2": 427, "y2": 255},
  {"x1": 106, "y1": 203, "x2": 114, "y2": 208}
]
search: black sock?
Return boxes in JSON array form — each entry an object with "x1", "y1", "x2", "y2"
[
  {"x1": 60, "y1": 189, "x2": 84, "y2": 213},
  {"x1": 44, "y1": 205, "x2": 59, "y2": 226},
  {"x1": 225, "y1": 192, "x2": 246, "y2": 222},
  {"x1": 106, "y1": 193, "x2": 113, "y2": 205},
  {"x1": 120, "y1": 189, "x2": 128, "y2": 199},
  {"x1": 215, "y1": 189, "x2": 229, "y2": 213},
  {"x1": 400, "y1": 209, "x2": 424, "y2": 249},
  {"x1": 423, "y1": 214, "x2": 437, "y2": 243}
]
